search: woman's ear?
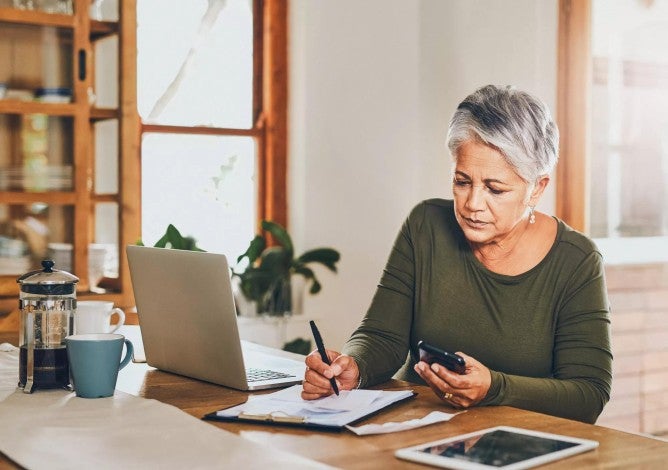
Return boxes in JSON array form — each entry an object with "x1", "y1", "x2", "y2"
[{"x1": 529, "y1": 175, "x2": 550, "y2": 205}]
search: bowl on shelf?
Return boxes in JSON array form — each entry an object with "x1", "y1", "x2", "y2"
[{"x1": 35, "y1": 87, "x2": 72, "y2": 103}]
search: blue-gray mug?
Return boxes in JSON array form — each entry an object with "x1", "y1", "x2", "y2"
[{"x1": 66, "y1": 333, "x2": 134, "y2": 398}]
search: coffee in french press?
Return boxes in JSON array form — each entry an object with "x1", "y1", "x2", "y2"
[{"x1": 17, "y1": 259, "x2": 79, "y2": 393}]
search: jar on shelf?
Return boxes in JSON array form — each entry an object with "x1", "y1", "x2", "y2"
[{"x1": 21, "y1": 114, "x2": 48, "y2": 192}]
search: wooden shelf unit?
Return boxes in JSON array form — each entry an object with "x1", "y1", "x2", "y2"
[{"x1": 0, "y1": 0, "x2": 139, "y2": 313}]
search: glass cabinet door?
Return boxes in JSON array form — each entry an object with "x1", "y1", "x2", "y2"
[
  {"x1": 0, "y1": 1, "x2": 138, "y2": 307},
  {"x1": 0, "y1": 20, "x2": 76, "y2": 289}
]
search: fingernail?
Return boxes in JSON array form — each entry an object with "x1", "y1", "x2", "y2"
[
  {"x1": 431, "y1": 363, "x2": 440, "y2": 373},
  {"x1": 415, "y1": 363, "x2": 424, "y2": 373},
  {"x1": 324, "y1": 369, "x2": 333, "y2": 379},
  {"x1": 331, "y1": 365, "x2": 342, "y2": 375}
]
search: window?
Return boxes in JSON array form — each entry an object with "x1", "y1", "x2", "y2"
[
  {"x1": 557, "y1": 0, "x2": 668, "y2": 263},
  {"x1": 136, "y1": 0, "x2": 287, "y2": 263}
]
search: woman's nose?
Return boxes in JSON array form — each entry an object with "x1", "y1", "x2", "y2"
[{"x1": 465, "y1": 186, "x2": 486, "y2": 211}]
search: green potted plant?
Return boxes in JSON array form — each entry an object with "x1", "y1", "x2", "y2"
[
  {"x1": 232, "y1": 220, "x2": 340, "y2": 317},
  {"x1": 137, "y1": 222, "x2": 336, "y2": 355}
]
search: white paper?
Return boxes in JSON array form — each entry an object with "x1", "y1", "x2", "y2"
[
  {"x1": 346, "y1": 410, "x2": 463, "y2": 435},
  {"x1": 0, "y1": 345, "x2": 19, "y2": 402},
  {"x1": 0, "y1": 342, "x2": 17, "y2": 353},
  {"x1": 216, "y1": 384, "x2": 414, "y2": 428},
  {"x1": 262, "y1": 384, "x2": 383, "y2": 411},
  {"x1": 312, "y1": 389, "x2": 383, "y2": 410}
]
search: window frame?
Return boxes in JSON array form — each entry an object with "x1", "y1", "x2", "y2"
[
  {"x1": 137, "y1": 0, "x2": 288, "y2": 229},
  {"x1": 557, "y1": 0, "x2": 668, "y2": 264},
  {"x1": 118, "y1": 0, "x2": 287, "y2": 307},
  {"x1": 556, "y1": 0, "x2": 591, "y2": 233}
]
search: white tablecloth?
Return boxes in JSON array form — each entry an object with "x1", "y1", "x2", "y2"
[{"x1": 0, "y1": 344, "x2": 331, "y2": 469}]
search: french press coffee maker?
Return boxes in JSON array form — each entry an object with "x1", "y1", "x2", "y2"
[{"x1": 17, "y1": 259, "x2": 79, "y2": 393}]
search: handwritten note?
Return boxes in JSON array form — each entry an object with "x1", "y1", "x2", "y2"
[{"x1": 265, "y1": 385, "x2": 382, "y2": 411}]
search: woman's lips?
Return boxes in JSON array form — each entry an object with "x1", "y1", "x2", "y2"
[{"x1": 462, "y1": 217, "x2": 488, "y2": 229}]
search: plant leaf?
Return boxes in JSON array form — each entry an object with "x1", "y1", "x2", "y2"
[
  {"x1": 148, "y1": 224, "x2": 205, "y2": 251},
  {"x1": 260, "y1": 246, "x2": 291, "y2": 276},
  {"x1": 296, "y1": 248, "x2": 340, "y2": 272},
  {"x1": 182, "y1": 236, "x2": 205, "y2": 251},
  {"x1": 261, "y1": 220, "x2": 293, "y2": 257},
  {"x1": 239, "y1": 269, "x2": 275, "y2": 301},
  {"x1": 308, "y1": 277, "x2": 322, "y2": 294},
  {"x1": 165, "y1": 224, "x2": 184, "y2": 249},
  {"x1": 154, "y1": 233, "x2": 168, "y2": 248},
  {"x1": 293, "y1": 265, "x2": 321, "y2": 294},
  {"x1": 236, "y1": 235, "x2": 266, "y2": 264},
  {"x1": 293, "y1": 265, "x2": 314, "y2": 278}
]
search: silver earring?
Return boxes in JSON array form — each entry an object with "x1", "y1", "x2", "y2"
[{"x1": 529, "y1": 205, "x2": 536, "y2": 224}]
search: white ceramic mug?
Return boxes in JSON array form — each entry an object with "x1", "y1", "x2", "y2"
[{"x1": 75, "y1": 300, "x2": 125, "y2": 334}]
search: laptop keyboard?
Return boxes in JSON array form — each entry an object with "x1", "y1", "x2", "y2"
[{"x1": 246, "y1": 368, "x2": 296, "y2": 382}]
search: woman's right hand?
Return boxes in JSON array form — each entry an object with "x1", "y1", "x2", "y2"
[{"x1": 301, "y1": 349, "x2": 360, "y2": 400}]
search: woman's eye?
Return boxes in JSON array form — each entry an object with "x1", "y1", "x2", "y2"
[
  {"x1": 454, "y1": 179, "x2": 470, "y2": 187},
  {"x1": 488, "y1": 187, "x2": 505, "y2": 195}
]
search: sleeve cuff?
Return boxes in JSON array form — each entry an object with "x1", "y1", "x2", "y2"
[
  {"x1": 479, "y1": 370, "x2": 503, "y2": 406},
  {"x1": 348, "y1": 353, "x2": 368, "y2": 389}
]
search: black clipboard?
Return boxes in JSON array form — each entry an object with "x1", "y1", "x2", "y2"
[{"x1": 202, "y1": 391, "x2": 417, "y2": 432}]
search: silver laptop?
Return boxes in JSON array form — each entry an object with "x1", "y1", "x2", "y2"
[{"x1": 126, "y1": 245, "x2": 305, "y2": 390}]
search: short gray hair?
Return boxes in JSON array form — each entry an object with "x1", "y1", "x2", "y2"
[{"x1": 446, "y1": 85, "x2": 559, "y2": 183}]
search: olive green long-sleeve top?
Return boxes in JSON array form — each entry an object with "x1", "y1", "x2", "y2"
[{"x1": 343, "y1": 199, "x2": 612, "y2": 424}]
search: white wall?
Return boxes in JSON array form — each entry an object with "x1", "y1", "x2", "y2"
[{"x1": 289, "y1": 0, "x2": 558, "y2": 349}]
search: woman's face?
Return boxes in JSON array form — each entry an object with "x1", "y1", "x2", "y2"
[{"x1": 452, "y1": 140, "x2": 537, "y2": 246}]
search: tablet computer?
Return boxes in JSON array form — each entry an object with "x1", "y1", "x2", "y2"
[{"x1": 394, "y1": 426, "x2": 598, "y2": 469}]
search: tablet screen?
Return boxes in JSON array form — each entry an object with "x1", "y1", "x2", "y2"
[
  {"x1": 420, "y1": 429, "x2": 578, "y2": 466},
  {"x1": 395, "y1": 426, "x2": 598, "y2": 469}
]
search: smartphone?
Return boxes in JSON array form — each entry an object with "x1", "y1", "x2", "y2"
[{"x1": 417, "y1": 340, "x2": 466, "y2": 374}]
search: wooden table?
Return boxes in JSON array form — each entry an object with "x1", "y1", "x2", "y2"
[{"x1": 1, "y1": 332, "x2": 667, "y2": 469}]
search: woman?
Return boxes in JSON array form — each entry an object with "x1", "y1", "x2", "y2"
[{"x1": 302, "y1": 85, "x2": 612, "y2": 424}]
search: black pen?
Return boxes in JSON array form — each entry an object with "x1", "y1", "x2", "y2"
[{"x1": 309, "y1": 320, "x2": 340, "y2": 396}]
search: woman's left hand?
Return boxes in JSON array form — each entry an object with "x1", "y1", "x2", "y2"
[{"x1": 414, "y1": 352, "x2": 491, "y2": 408}]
